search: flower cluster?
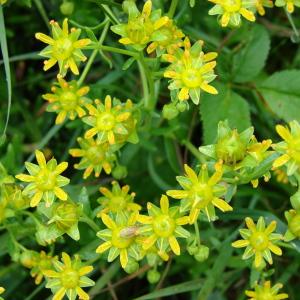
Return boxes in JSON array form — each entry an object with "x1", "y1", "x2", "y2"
[
  {"x1": 245, "y1": 281, "x2": 288, "y2": 300},
  {"x1": 111, "y1": 0, "x2": 184, "y2": 55}
]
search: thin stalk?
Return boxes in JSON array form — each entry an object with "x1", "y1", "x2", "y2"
[
  {"x1": 181, "y1": 140, "x2": 206, "y2": 163},
  {"x1": 285, "y1": 9, "x2": 300, "y2": 42},
  {"x1": 33, "y1": 0, "x2": 50, "y2": 29},
  {"x1": 78, "y1": 20, "x2": 110, "y2": 86},
  {"x1": 194, "y1": 221, "x2": 201, "y2": 247},
  {"x1": 168, "y1": 0, "x2": 179, "y2": 18},
  {"x1": 80, "y1": 215, "x2": 100, "y2": 232}
]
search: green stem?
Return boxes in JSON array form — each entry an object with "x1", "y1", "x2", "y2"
[
  {"x1": 181, "y1": 140, "x2": 206, "y2": 163},
  {"x1": 285, "y1": 9, "x2": 300, "y2": 42},
  {"x1": 194, "y1": 221, "x2": 201, "y2": 247},
  {"x1": 69, "y1": 18, "x2": 108, "y2": 31},
  {"x1": 24, "y1": 282, "x2": 46, "y2": 300},
  {"x1": 33, "y1": 0, "x2": 50, "y2": 29},
  {"x1": 138, "y1": 53, "x2": 155, "y2": 110},
  {"x1": 6, "y1": 225, "x2": 27, "y2": 251},
  {"x1": 78, "y1": 20, "x2": 110, "y2": 86},
  {"x1": 98, "y1": 45, "x2": 138, "y2": 57},
  {"x1": 168, "y1": 0, "x2": 179, "y2": 18},
  {"x1": 80, "y1": 215, "x2": 100, "y2": 232},
  {"x1": 19, "y1": 210, "x2": 41, "y2": 226}
]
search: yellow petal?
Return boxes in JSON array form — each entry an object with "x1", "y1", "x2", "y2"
[
  {"x1": 268, "y1": 243, "x2": 282, "y2": 256},
  {"x1": 68, "y1": 58, "x2": 79, "y2": 75},
  {"x1": 15, "y1": 174, "x2": 34, "y2": 182},
  {"x1": 276, "y1": 125, "x2": 291, "y2": 141},
  {"x1": 221, "y1": 12, "x2": 230, "y2": 27},
  {"x1": 178, "y1": 87, "x2": 189, "y2": 100},
  {"x1": 79, "y1": 265, "x2": 93, "y2": 276},
  {"x1": 54, "y1": 187, "x2": 68, "y2": 200},
  {"x1": 245, "y1": 217, "x2": 256, "y2": 232},
  {"x1": 169, "y1": 236, "x2": 180, "y2": 255},
  {"x1": 254, "y1": 251, "x2": 263, "y2": 268},
  {"x1": 30, "y1": 191, "x2": 43, "y2": 207},
  {"x1": 200, "y1": 82, "x2": 218, "y2": 94},
  {"x1": 96, "y1": 241, "x2": 112, "y2": 253},
  {"x1": 84, "y1": 128, "x2": 98, "y2": 139},
  {"x1": 239, "y1": 8, "x2": 256, "y2": 22},
  {"x1": 43, "y1": 58, "x2": 57, "y2": 71},
  {"x1": 212, "y1": 198, "x2": 233, "y2": 212},
  {"x1": 101, "y1": 214, "x2": 116, "y2": 229},
  {"x1": 273, "y1": 154, "x2": 290, "y2": 168},
  {"x1": 160, "y1": 195, "x2": 169, "y2": 214},
  {"x1": 35, "y1": 33, "x2": 54, "y2": 44},
  {"x1": 55, "y1": 111, "x2": 67, "y2": 124},
  {"x1": 120, "y1": 249, "x2": 128, "y2": 268},
  {"x1": 231, "y1": 239, "x2": 249, "y2": 248},
  {"x1": 53, "y1": 287, "x2": 66, "y2": 300},
  {"x1": 35, "y1": 150, "x2": 46, "y2": 166},
  {"x1": 119, "y1": 37, "x2": 132, "y2": 45},
  {"x1": 76, "y1": 287, "x2": 89, "y2": 300},
  {"x1": 166, "y1": 190, "x2": 189, "y2": 199}
]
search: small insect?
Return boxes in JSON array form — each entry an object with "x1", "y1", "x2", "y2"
[{"x1": 119, "y1": 226, "x2": 140, "y2": 238}]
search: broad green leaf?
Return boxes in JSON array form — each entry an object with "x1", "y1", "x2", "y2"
[
  {"x1": 200, "y1": 82, "x2": 251, "y2": 144},
  {"x1": 258, "y1": 70, "x2": 300, "y2": 122},
  {"x1": 232, "y1": 24, "x2": 270, "y2": 83}
]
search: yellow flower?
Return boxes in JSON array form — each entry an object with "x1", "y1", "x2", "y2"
[
  {"x1": 16, "y1": 150, "x2": 69, "y2": 207},
  {"x1": 245, "y1": 281, "x2": 288, "y2": 300},
  {"x1": 272, "y1": 121, "x2": 300, "y2": 176},
  {"x1": 97, "y1": 181, "x2": 141, "y2": 215},
  {"x1": 30, "y1": 251, "x2": 58, "y2": 285},
  {"x1": 111, "y1": 0, "x2": 169, "y2": 51},
  {"x1": 255, "y1": 0, "x2": 274, "y2": 15},
  {"x1": 43, "y1": 252, "x2": 94, "y2": 300},
  {"x1": 167, "y1": 162, "x2": 232, "y2": 224},
  {"x1": 137, "y1": 195, "x2": 190, "y2": 259},
  {"x1": 42, "y1": 78, "x2": 91, "y2": 124},
  {"x1": 83, "y1": 96, "x2": 138, "y2": 145},
  {"x1": 163, "y1": 37, "x2": 218, "y2": 104},
  {"x1": 146, "y1": 19, "x2": 185, "y2": 55},
  {"x1": 35, "y1": 18, "x2": 91, "y2": 77},
  {"x1": 0, "y1": 0, "x2": 7, "y2": 5},
  {"x1": 275, "y1": 0, "x2": 299, "y2": 13},
  {"x1": 208, "y1": 0, "x2": 256, "y2": 27},
  {"x1": 232, "y1": 217, "x2": 283, "y2": 269},
  {"x1": 96, "y1": 211, "x2": 142, "y2": 269},
  {"x1": 69, "y1": 137, "x2": 117, "y2": 179}
]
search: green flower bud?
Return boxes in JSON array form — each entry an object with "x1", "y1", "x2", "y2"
[
  {"x1": 194, "y1": 245, "x2": 209, "y2": 262},
  {"x1": 20, "y1": 250, "x2": 39, "y2": 269},
  {"x1": 163, "y1": 103, "x2": 179, "y2": 120},
  {"x1": 112, "y1": 165, "x2": 128, "y2": 180},
  {"x1": 60, "y1": 1, "x2": 74, "y2": 15},
  {"x1": 54, "y1": 202, "x2": 80, "y2": 231},
  {"x1": 187, "y1": 244, "x2": 198, "y2": 255},
  {"x1": 291, "y1": 190, "x2": 300, "y2": 211},
  {"x1": 176, "y1": 101, "x2": 188, "y2": 112},
  {"x1": 124, "y1": 259, "x2": 139, "y2": 274},
  {"x1": 289, "y1": 213, "x2": 300, "y2": 237},
  {"x1": 147, "y1": 269, "x2": 161, "y2": 284},
  {"x1": 216, "y1": 130, "x2": 246, "y2": 164}
]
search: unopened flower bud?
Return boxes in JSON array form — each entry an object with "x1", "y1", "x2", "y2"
[
  {"x1": 147, "y1": 269, "x2": 161, "y2": 284},
  {"x1": 194, "y1": 245, "x2": 209, "y2": 262}
]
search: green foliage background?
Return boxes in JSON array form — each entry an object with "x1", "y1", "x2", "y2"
[{"x1": 1, "y1": 0, "x2": 300, "y2": 299}]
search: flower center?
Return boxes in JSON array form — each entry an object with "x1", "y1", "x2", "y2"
[
  {"x1": 86, "y1": 146, "x2": 105, "y2": 165},
  {"x1": 181, "y1": 69, "x2": 202, "y2": 88},
  {"x1": 256, "y1": 290, "x2": 273, "y2": 300},
  {"x1": 153, "y1": 215, "x2": 175, "y2": 237},
  {"x1": 61, "y1": 269, "x2": 80, "y2": 289},
  {"x1": 223, "y1": 0, "x2": 241, "y2": 12},
  {"x1": 250, "y1": 232, "x2": 269, "y2": 251},
  {"x1": 192, "y1": 183, "x2": 213, "y2": 209},
  {"x1": 111, "y1": 227, "x2": 133, "y2": 248},
  {"x1": 53, "y1": 37, "x2": 74, "y2": 60},
  {"x1": 36, "y1": 169, "x2": 56, "y2": 191},
  {"x1": 96, "y1": 112, "x2": 115, "y2": 131},
  {"x1": 127, "y1": 18, "x2": 153, "y2": 44},
  {"x1": 108, "y1": 196, "x2": 127, "y2": 212},
  {"x1": 60, "y1": 91, "x2": 78, "y2": 110}
]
